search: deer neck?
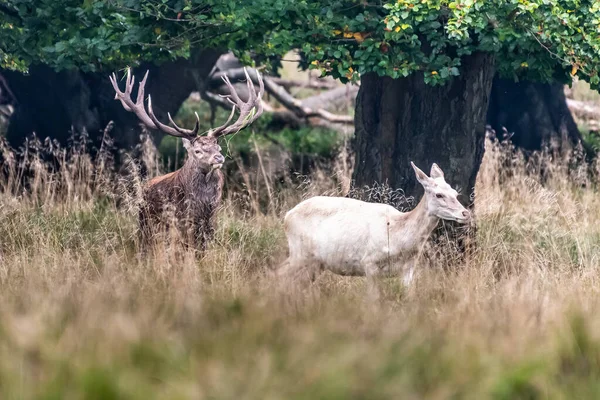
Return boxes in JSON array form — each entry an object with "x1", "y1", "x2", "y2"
[
  {"x1": 179, "y1": 158, "x2": 220, "y2": 185},
  {"x1": 389, "y1": 195, "x2": 439, "y2": 250}
]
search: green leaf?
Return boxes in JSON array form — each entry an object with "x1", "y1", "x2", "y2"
[{"x1": 3, "y1": 0, "x2": 600, "y2": 90}]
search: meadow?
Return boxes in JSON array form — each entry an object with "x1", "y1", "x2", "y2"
[{"x1": 2, "y1": 130, "x2": 600, "y2": 399}]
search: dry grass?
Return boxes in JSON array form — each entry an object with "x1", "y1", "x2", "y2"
[{"x1": 2, "y1": 134, "x2": 600, "y2": 399}]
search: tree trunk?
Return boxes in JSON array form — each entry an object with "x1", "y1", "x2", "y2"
[
  {"x1": 352, "y1": 52, "x2": 496, "y2": 209},
  {"x1": 2, "y1": 49, "x2": 221, "y2": 150},
  {"x1": 487, "y1": 78, "x2": 581, "y2": 151}
]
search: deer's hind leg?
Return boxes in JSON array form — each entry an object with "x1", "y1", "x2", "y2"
[
  {"x1": 277, "y1": 256, "x2": 323, "y2": 286},
  {"x1": 138, "y1": 208, "x2": 154, "y2": 255}
]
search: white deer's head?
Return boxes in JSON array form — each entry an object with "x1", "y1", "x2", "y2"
[{"x1": 411, "y1": 162, "x2": 471, "y2": 223}]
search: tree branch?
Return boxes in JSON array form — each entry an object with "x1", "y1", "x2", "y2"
[
  {"x1": 313, "y1": 109, "x2": 353, "y2": 123},
  {"x1": 566, "y1": 98, "x2": 600, "y2": 132},
  {"x1": 210, "y1": 68, "x2": 337, "y2": 90},
  {"x1": 196, "y1": 91, "x2": 352, "y2": 134},
  {"x1": 209, "y1": 67, "x2": 356, "y2": 125},
  {"x1": 269, "y1": 77, "x2": 338, "y2": 90},
  {"x1": 566, "y1": 98, "x2": 600, "y2": 121},
  {"x1": 302, "y1": 85, "x2": 358, "y2": 112}
]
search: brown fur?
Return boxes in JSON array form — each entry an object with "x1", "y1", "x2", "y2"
[
  {"x1": 110, "y1": 68, "x2": 264, "y2": 251},
  {"x1": 147, "y1": 171, "x2": 177, "y2": 186},
  {"x1": 139, "y1": 137, "x2": 225, "y2": 251}
]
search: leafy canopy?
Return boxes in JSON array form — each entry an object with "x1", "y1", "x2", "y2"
[
  {"x1": 2, "y1": 0, "x2": 600, "y2": 89},
  {"x1": 233, "y1": 0, "x2": 600, "y2": 87},
  {"x1": 0, "y1": 0, "x2": 249, "y2": 72}
]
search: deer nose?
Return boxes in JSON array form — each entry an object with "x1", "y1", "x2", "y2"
[{"x1": 214, "y1": 154, "x2": 225, "y2": 164}]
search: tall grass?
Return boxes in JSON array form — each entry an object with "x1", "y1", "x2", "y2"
[{"x1": 1, "y1": 132, "x2": 600, "y2": 399}]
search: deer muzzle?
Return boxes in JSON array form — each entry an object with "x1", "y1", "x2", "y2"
[
  {"x1": 456, "y1": 209, "x2": 471, "y2": 224},
  {"x1": 212, "y1": 154, "x2": 225, "y2": 169}
]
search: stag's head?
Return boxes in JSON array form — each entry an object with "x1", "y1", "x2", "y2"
[
  {"x1": 109, "y1": 68, "x2": 264, "y2": 171},
  {"x1": 411, "y1": 162, "x2": 471, "y2": 224},
  {"x1": 181, "y1": 136, "x2": 224, "y2": 170}
]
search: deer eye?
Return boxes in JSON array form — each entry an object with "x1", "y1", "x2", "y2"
[{"x1": 436, "y1": 193, "x2": 444, "y2": 199}]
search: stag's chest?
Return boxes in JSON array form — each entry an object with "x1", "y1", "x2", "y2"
[
  {"x1": 179, "y1": 172, "x2": 223, "y2": 210},
  {"x1": 188, "y1": 172, "x2": 222, "y2": 197},
  {"x1": 146, "y1": 172, "x2": 223, "y2": 213}
]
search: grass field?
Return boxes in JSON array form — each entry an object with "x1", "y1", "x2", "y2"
[{"x1": 2, "y1": 134, "x2": 600, "y2": 399}]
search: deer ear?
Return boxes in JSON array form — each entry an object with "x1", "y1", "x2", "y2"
[
  {"x1": 411, "y1": 162, "x2": 432, "y2": 188},
  {"x1": 182, "y1": 138, "x2": 192, "y2": 151},
  {"x1": 430, "y1": 163, "x2": 445, "y2": 179}
]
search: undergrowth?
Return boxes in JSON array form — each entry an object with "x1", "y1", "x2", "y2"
[{"x1": 1, "y1": 134, "x2": 600, "y2": 399}]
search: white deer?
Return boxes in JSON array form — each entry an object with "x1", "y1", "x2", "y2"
[{"x1": 279, "y1": 162, "x2": 471, "y2": 295}]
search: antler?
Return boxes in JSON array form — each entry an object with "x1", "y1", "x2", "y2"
[
  {"x1": 209, "y1": 68, "x2": 265, "y2": 138},
  {"x1": 109, "y1": 69, "x2": 199, "y2": 139}
]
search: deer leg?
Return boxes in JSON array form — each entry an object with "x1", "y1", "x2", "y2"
[
  {"x1": 175, "y1": 212, "x2": 197, "y2": 252},
  {"x1": 276, "y1": 257, "x2": 302, "y2": 296},
  {"x1": 190, "y1": 219, "x2": 214, "y2": 253},
  {"x1": 184, "y1": 223, "x2": 197, "y2": 250},
  {"x1": 365, "y1": 264, "x2": 382, "y2": 301},
  {"x1": 277, "y1": 257, "x2": 302, "y2": 281},
  {"x1": 203, "y1": 222, "x2": 216, "y2": 249},
  {"x1": 277, "y1": 258, "x2": 294, "y2": 279},
  {"x1": 277, "y1": 257, "x2": 320, "y2": 286},
  {"x1": 138, "y1": 208, "x2": 153, "y2": 254},
  {"x1": 402, "y1": 260, "x2": 416, "y2": 287},
  {"x1": 306, "y1": 262, "x2": 324, "y2": 283}
]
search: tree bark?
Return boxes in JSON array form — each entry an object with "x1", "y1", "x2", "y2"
[
  {"x1": 2, "y1": 49, "x2": 222, "y2": 150},
  {"x1": 487, "y1": 78, "x2": 581, "y2": 151},
  {"x1": 352, "y1": 52, "x2": 496, "y2": 208}
]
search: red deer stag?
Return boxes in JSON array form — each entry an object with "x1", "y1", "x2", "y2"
[{"x1": 109, "y1": 68, "x2": 264, "y2": 250}]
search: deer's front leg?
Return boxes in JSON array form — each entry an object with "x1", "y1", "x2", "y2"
[
  {"x1": 138, "y1": 208, "x2": 150, "y2": 250},
  {"x1": 402, "y1": 259, "x2": 416, "y2": 287},
  {"x1": 365, "y1": 263, "x2": 382, "y2": 301},
  {"x1": 190, "y1": 216, "x2": 214, "y2": 253},
  {"x1": 138, "y1": 205, "x2": 160, "y2": 253}
]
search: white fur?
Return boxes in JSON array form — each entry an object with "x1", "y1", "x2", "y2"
[{"x1": 280, "y1": 163, "x2": 470, "y2": 294}]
